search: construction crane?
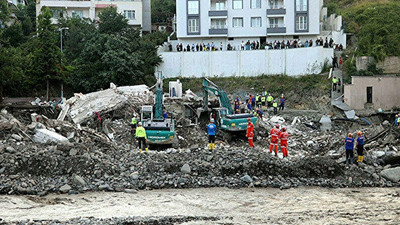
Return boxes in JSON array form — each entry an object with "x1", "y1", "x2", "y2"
[{"x1": 140, "y1": 72, "x2": 177, "y2": 147}]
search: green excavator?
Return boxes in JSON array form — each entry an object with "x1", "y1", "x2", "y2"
[
  {"x1": 199, "y1": 78, "x2": 258, "y2": 141},
  {"x1": 140, "y1": 72, "x2": 177, "y2": 147}
]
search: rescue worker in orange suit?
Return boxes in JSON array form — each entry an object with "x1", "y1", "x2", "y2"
[
  {"x1": 279, "y1": 127, "x2": 289, "y2": 157},
  {"x1": 246, "y1": 118, "x2": 255, "y2": 148},
  {"x1": 269, "y1": 124, "x2": 281, "y2": 156}
]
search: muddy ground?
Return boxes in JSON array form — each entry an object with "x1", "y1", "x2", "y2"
[{"x1": 1, "y1": 187, "x2": 400, "y2": 224}]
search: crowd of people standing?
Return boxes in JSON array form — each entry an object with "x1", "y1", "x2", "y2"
[{"x1": 168, "y1": 37, "x2": 343, "y2": 52}]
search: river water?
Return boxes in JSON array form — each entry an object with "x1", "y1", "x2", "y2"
[{"x1": 1, "y1": 187, "x2": 400, "y2": 224}]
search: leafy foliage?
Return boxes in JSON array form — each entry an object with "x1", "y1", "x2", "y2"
[
  {"x1": 326, "y1": 0, "x2": 400, "y2": 60},
  {"x1": 151, "y1": 0, "x2": 175, "y2": 23},
  {"x1": 65, "y1": 7, "x2": 162, "y2": 92},
  {"x1": 1, "y1": 5, "x2": 165, "y2": 99}
]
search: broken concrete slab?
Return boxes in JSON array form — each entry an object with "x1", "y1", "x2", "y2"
[
  {"x1": 33, "y1": 129, "x2": 69, "y2": 144},
  {"x1": 381, "y1": 167, "x2": 400, "y2": 183},
  {"x1": 344, "y1": 110, "x2": 356, "y2": 120},
  {"x1": 64, "y1": 85, "x2": 151, "y2": 124}
]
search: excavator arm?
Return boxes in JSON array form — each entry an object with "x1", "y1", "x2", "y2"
[{"x1": 202, "y1": 78, "x2": 234, "y2": 114}]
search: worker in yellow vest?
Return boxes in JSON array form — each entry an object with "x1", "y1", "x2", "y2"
[
  {"x1": 135, "y1": 122, "x2": 148, "y2": 153},
  {"x1": 273, "y1": 101, "x2": 278, "y2": 114},
  {"x1": 267, "y1": 94, "x2": 274, "y2": 108},
  {"x1": 332, "y1": 76, "x2": 338, "y2": 91}
]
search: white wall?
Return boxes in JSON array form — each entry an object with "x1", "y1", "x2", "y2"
[{"x1": 158, "y1": 47, "x2": 333, "y2": 77}]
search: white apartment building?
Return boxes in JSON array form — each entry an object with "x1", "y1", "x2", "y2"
[
  {"x1": 176, "y1": 0, "x2": 331, "y2": 46},
  {"x1": 35, "y1": 0, "x2": 151, "y2": 32}
]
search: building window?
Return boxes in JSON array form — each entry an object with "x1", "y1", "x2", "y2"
[
  {"x1": 296, "y1": 15, "x2": 307, "y2": 30},
  {"x1": 188, "y1": 18, "x2": 199, "y2": 33},
  {"x1": 188, "y1": 0, "x2": 199, "y2": 15},
  {"x1": 251, "y1": 17, "x2": 261, "y2": 27},
  {"x1": 296, "y1": 0, "x2": 307, "y2": 11},
  {"x1": 211, "y1": 19, "x2": 226, "y2": 29},
  {"x1": 269, "y1": 18, "x2": 279, "y2": 28},
  {"x1": 233, "y1": 0, "x2": 243, "y2": 9},
  {"x1": 269, "y1": 0, "x2": 279, "y2": 9},
  {"x1": 212, "y1": 0, "x2": 226, "y2": 10},
  {"x1": 124, "y1": 10, "x2": 135, "y2": 20},
  {"x1": 52, "y1": 9, "x2": 64, "y2": 19},
  {"x1": 232, "y1": 17, "x2": 243, "y2": 27},
  {"x1": 251, "y1": 0, "x2": 261, "y2": 9},
  {"x1": 72, "y1": 10, "x2": 83, "y2": 18}
]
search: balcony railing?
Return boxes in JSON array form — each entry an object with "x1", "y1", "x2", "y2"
[
  {"x1": 269, "y1": 4, "x2": 285, "y2": 9},
  {"x1": 267, "y1": 25, "x2": 286, "y2": 33},
  {"x1": 209, "y1": 10, "x2": 228, "y2": 16},
  {"x1": 267, "y1": 5, "x2": 286, "y2": 15},
  {"x1": 209, "y1": 24, "x2": 228, "y2": 34}
]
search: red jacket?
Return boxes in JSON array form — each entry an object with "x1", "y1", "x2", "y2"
[
  {"x1": 279, "y1": 131, "x2": 289, "y2": 143},
  {"x1": 270, "y1": 128, "x2": 281, "y2": 140},
  {"x1": 246, "y1": 122, "x2": 254, "y2": 136}
]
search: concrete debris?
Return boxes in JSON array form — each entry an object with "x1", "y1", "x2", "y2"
[
  {"x1": 59, "y1": 184, "x2": 72, "y2": 193},
  {"x1": 181, "y1": 164, "x2": 191, "y2": 174},
  {"x1": 73, "y1": 175, "x2": 87, "y2": 187},
  {"x1": 33, "y1": 129, "x2": 69, "y2": 144},
  {"x1": 60, "y1": 84, "x2": 151, "y2": 124},
  {"x1": 381, "y1": 167, "x2": 400, "y2": 183},
  {"x1": 344, "y1": 110, "x2": 356, "y2": 120},
  {"x1": 11, "y1": 134, "x2": 22, "y2": 141},
  {"x1": 269, "y1": 116, "x2": 285, "y2": 124},
  {"x1": 240, "y1": 175, "x2": 253, "y2": 183},
  {"x1": 319, "y1": 115, "x2": 332, "y2": 132}
]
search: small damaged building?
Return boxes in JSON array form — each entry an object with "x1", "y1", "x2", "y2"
[{"x1": 344, "y1": 76, "x2": 400, "y2": 110}]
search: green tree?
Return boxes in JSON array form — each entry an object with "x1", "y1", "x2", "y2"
[
  {"x1": 0, "y1": 47, "x2": 24, "y2": 103},
  {"x1": 35, "y1": 7, "x2": 61, "y2": 101},
  {"x1": 67, "y1": 9, "x2": 162, "y2": 92},
  {"x1": 1, "y1": 23, "x2": 25, "y2": 47},
  {"x1": 62, "y1": 17, "x2": 97, "y2": 62},
  {"x1": 98, "y1": 7, "x2": 128, "y2": 34},
  {"x1": 151, "y1": 0, "x2": 175, "y2": 23}
]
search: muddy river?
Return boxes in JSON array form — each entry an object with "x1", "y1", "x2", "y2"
[{"x1": 1, "y1": 187, "x2": 400, "y2": 224}]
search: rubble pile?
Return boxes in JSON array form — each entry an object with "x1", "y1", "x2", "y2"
[{"x1": 1, "y1": 84, "x2": 400, "y2": 197}]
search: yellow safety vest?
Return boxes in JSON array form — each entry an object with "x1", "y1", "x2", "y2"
[
  {"x1": 135, "y1": 126, "x2": 147, "y2": 138},
  {"x1": 273, "y1": 102, "x2": 278, "y2": 107},
  {"x1": 131, "y1": 118, "x2": 137, "y2": 125},
  {"x1": 261, "y1": 97, "x2": 266, "y2": 102},
  {"x1": 332, "y1": 78, "x2": 338, "y2": 84},
  {"x1": 267, "y1": 96, "x2": 273, "y2": 102},
  {"x1": 256, "y1": 96, "x2": 260, "y2": 101}
]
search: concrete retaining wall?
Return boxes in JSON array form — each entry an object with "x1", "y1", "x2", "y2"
[
  {"x1": 158, "y1": 47, "x2": 334, "y2": 78},
  {"x1": 356, "y1": 56, "x2": 400, "y2": 74}
]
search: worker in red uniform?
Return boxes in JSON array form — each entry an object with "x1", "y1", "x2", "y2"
[
  {"x1": 279, "y1": 127, "x2": 289, "y2": 157},
  {"x1": 246, "y1": 118, "x2": 254, "y2": 148},
  {"x1": 269, "y1": 124, "x2": 281, "y2": 156}
]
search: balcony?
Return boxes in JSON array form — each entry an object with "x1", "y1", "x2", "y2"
[
  {"x1": 208, "y1": 10, "x2": 227, "y2": 17},
  {"x1": 267, "y1": 25, "x2": 286, "y2": 34},
  {"x1": 209, "y1": 24, "x2": 227, "y2": 34},
  {"x1": 267, "y1": 5, "x2": 286, "y2": 15}
]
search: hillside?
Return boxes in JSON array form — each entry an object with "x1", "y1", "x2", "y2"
[{"x1": 325, "y1": 0, "x2": 400, "y2": 60}]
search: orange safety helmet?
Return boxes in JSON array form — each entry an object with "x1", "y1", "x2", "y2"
[
  {"x1": 275, "y1": 124, "x2": 280, "y2": 128},
  {"x1": 282, "y1": 127, "x2": 286, "y2": 131},
  {"x1": 357, "y1": 131, "x2": 362, "y2": 136},
  {"x1": 348, "y1": 133, "x2": 353, "y2": 137}
]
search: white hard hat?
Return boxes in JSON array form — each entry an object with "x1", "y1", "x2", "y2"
[{"x1": 138, "y1": 122, "x2": 142, "y2": 126}]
